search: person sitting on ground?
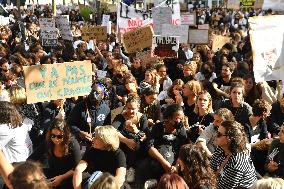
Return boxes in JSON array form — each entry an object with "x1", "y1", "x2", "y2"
[{"x1": 73, "y1": 125, "x2": 126, "y2": 189}]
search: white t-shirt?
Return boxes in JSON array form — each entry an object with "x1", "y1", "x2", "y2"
[{"x1": 0, "y1": 118, "x2": 33, "y2": 163}]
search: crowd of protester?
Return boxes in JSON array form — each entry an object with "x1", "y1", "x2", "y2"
[{"x1": 0, "y1": 3, "x2": 284, "y2": 189}]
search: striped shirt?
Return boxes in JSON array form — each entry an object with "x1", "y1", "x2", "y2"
[{"x1": 210, "y1": 147, "x2": 257, "y2": 189}]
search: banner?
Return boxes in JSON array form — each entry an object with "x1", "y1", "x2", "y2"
[
  {"x1": 161, "y1": 24, "x2": 189, "y2": 43},
  {"x1": 39, "y1": 18, "x2": 58, "y2": 46},
  {"x1": 122, "y1": 25, "x2": 154, "y2": 53},
  {"x1": 249, "y1": 16, "x2": 284, "y2": 82},
  {"x1": 23, "y1": 61, "x2": 93, "y2": 104},
  {"x1": 152, "y1": 6, "x2": 172, "y2": 35},
  {"x1": 81, "y1": 25, "x2": 107, "y2": 41},
  {"x1": 152, "y1": 36, "x2": 179, "y2": 58},
  {"x1": 55, "y1": 16, "x2": 73, "y2": 41},
  {"x1": 212, "y1": 35, "x2": 231, "y2": 52},
  {"x1": 188, "y1": 29, "x2": 209, "y2": 44},
  {"x1": 117, "y1": 0, "x2": 180, "y2": 35}
]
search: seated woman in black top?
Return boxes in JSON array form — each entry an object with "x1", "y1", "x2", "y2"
[
  {"x1": 187, "y1": 90, "x2": 214, "y2": 142},
  {"x1": 140, "y1": 87, "x2": 161, "y2": 128},
  {"x1": 244, "y1": 99, "x2": 271, "y2": 144},
  {"x1": 219, "y1": 81, "x2": 252, "y2": 127},
  {"x1": 112, "y1": 96, "x2": 148, "y2": 167},
  {"x1": 29, "y1": 119, "x2": 81, "y2": 189},
  {"x1": 73, "y1": 125, "x2": 126, "y2": 189},
  {"x1": 182, "y1": 80, "x2": 202, "y2": 117},
  {"x1": 140, "y1": 104, "x2": 187, "y2": 180}
]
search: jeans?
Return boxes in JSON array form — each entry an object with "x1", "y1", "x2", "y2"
[{"x1": 83, "y1": 171, "x2": 103, "y2": 189}]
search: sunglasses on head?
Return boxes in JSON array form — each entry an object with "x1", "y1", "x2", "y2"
[
  {"x1": 51, "y1": 134, "x2": 64, "y2": 139},
  {"x1": 216, "y1": 131, "x2": 227, "y2": 138}
]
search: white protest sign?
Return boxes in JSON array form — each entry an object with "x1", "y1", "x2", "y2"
[
  {"x1": 117, "y1": 0, "x2": 180, "y2": 35},
  {"x1": 181, "y1": 13, "x2": 196, "y2": 25},
  {"x1": 188, "y1": 29, "x2": 209, "y2": 44},
  {"x1": 55, "y1": 16, "x2": 73, "y2": 41},
  {"x1": 161, "y1": 24, "x2": 189, "y2": 43},
  {"x1": 152, "y1": 35, "x2": 180, "y2": 58},
  {"x1": 262, "y1": 0, "x2": 284, "y2": 11},
  {"x1": 102, "y1": 14, "x2": 110, "y2": 26},
  {"x1": 102, "y1": 14, "x2": 111, "y2": 34},
  {"x1": 249, "y1": 16, "x2": 284, "y2": 82},
  {"x1": 198, "y1": 24, "x2": 209, "y2": 30},
  {"x1": 152, "y1": 6, "x2": 172, "y2": 35},
  {"x1": 0, "y1": 16, "x2": 9, "y2": 26},
  {"x1": 39, "y1": 18, "x2": 58, "y2": 46}
]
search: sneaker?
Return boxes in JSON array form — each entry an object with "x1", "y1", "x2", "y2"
[
  {"x1": 126, "y1": 167, "x2": 135, "y2": 183},
  {"x1": 144, "y1": 179, "x2": 157, "y2": 189}
]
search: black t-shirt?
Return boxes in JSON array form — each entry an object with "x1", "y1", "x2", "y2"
[
  {"x1": 82, "y1": 148, "x2": 126, "y2": 175},
  {"x1": 213, "y1": 76, "x2": 231, "y2": 89}
]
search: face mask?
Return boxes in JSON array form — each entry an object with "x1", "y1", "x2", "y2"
[{"x1": 89, "y1": 90, "x2": 104, "y2": 104}]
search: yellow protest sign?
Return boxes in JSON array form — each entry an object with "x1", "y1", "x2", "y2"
[
  {"x1": 122, "y1": 25, "x2": 154, "y2": 54},
  {"x1": 81, "y1": 25, "x2": 107, "y2": 41},
  {"x1": 212, "y1": 35, "x2": 231, "y2": 52},
  {"x1": 23, "y1": 61, "x2": 93, "y2": 104}
]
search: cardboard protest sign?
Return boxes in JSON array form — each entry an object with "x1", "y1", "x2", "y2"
[
  {"x1": 161, "y1": 24, "x2": 189, "y2": 43},
  {"x1": 188, "y1": 29, "x2": 209, "y2": 44},
  {"x1": 23, "y1": 61, "x2": 93, "y2": 104},
  {"x1": 212, "y1": 35, "x2": 231, "y2": 52},
  {"x1": 152, "y1": 36, "x2": 179, "y2": 58},
  {"x1": 136, "y1": 50, "x2": 158, "y2": 67},
  {"x1": 227, "y1": 0, "x2": 240, "y2": 9},
  {"x1": 249, "y1": 16, "x2": 284, "y2": 82},
  {"x1": 122, "y1": 25, "x2": 154, "y2": 54},
  {"x1": 55, "y1": 16, "x2": 73, "y2": 41},
  {"x1": 198, "y1": 24, "x2": 209, "y2": 30},
  {"x1": 117, "y1": 0, "x2": 180, "y2": 35},
  {"x1": 181, "y1": 13, "x2": 196, "y2": 26},
  {"x1": 39, "y1": 18, "x2": 58, "y2": 46},
  {"x1": 81, "y1": 25, "x2": 107, "y2": 41},
  {"x1": 152, "y1": 6, "x2": 172, "y2": 35}
]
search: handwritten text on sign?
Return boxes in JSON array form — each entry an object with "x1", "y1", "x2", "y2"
[
  {"x1": 23, "y1": 61, "x2": 92, "y2": 104},
  {"x1": 152, "y1": 36, "x2": 179, "y2": 58},
  {"x1": 122, "y1": 25, "x2": 154, "y2": 53}
]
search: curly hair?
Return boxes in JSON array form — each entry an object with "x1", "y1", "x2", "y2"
[
  {"x1": 45, "y1": 119, "x2": 72, "y2": 156},
  {"x1": 215, "y1": 108, "x2": 234, "y2": 122},
  {"x1": 0, "y1": 101, "x2": 22, "y2": 128},
  {"x1": 221, "y1": 120, "x2": 248, "y2": 154},
  {"x1": 252, "y1": 99, "x2": 272, "y2": 117},
  {"x1": 178, "y1": 144, "x2": 217, "y2": 188}
]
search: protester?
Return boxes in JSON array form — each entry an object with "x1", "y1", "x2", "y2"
[{"x1": 210, "y1": 120, "x2": 257, "y2": 188}]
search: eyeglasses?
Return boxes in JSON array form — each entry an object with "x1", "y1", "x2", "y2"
[
  {"x1": 51, "y1": 134, "x2": 64, "y2": 139},
  {"x1": 216, "y1": 131, "x2": 227, "y2": 138}
]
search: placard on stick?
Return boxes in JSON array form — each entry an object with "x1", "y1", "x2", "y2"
[
  {"x1": 152, "y1": 35, "x2": 180, "y2": 58},
  {"x1": 122, "y1": 25, "x2": 154, "y2": 54},
  {"x1": 181, "y1": 13, "x2": 196, "y2": 26},
  {"x1": 188, "y1": 29, "x2": 209, "y2": 44},
  {"x1": 23, "y1": 61, "x2": 92, "y2": 104}
]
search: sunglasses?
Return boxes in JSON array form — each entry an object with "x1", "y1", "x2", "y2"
[
  {"x1": 51, "y1": 134, "x2": 64, "y2": 139},
  {"x1": 216, "y1": 131, "x2": 227, "y2": 138}
]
